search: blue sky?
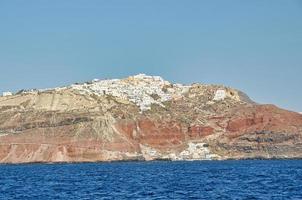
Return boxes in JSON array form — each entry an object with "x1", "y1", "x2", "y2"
[{"x1": 0, "y1": 0, "x2": 301, "y2": 111}]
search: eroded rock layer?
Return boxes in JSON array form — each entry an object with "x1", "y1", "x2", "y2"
[{"x1": 0, "y1": 74, "x2": 301, "y2": 163}]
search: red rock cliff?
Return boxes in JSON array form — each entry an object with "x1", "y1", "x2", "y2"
[{"x1": 0, "y1": 74, "x2": 301, "y2": 163}]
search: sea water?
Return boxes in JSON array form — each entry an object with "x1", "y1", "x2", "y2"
[{"x1": 0, "y1": 160, "x2": 302, "y2": 199}]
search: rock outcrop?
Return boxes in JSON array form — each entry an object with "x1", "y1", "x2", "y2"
[{"x1": 0, "y1": 74, "x2": 301, "y2": 163}]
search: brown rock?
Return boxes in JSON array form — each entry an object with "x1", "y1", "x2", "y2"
[{"x1": 0, "y1": 76, "x2": 301, "y2": 163}]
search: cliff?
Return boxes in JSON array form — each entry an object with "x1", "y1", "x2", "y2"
[{"x1": 0, "y1": 74, "x2": 301, "y2": 163}]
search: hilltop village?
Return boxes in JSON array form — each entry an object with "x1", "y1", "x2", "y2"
[{"x1": 2, "y1": 74, "x2": 229, "y2": 112}]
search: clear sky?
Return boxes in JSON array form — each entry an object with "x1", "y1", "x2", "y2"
[{"x1": 0, "y1": 0, "x2": 301, "y2": 111}]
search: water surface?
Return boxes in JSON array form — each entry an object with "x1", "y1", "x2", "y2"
[{"x1": 0, "y1": 160, "x2": 302, "y2": 199}]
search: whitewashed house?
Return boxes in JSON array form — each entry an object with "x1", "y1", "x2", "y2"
[
  {"x1": 2, "y1": 92, "x2": 13, "y2": 96},
  {"x1": 213, "y1": 89, "x2": 226, "y2": 101}
]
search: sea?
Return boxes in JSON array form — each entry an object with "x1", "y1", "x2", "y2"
[{"x1": 0, "y1": 160, "x2": 302, "y2": 200}]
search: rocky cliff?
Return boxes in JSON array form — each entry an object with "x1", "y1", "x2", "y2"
[{"x1": 0, "y1": 74, "x2": 301, "y2": 163}]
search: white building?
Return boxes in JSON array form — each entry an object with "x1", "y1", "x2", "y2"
[
  {"x1": 2, "y1": 92, "x2": 12, "y2": 97},
  {"x1": 213, "y1": 89, "x2": 226, "y2": 101}
]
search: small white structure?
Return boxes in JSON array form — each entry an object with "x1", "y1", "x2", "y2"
[
  {"x1": 213, "y1": 89, "x2": 226, "y2": 101},
  {"x1": 2, "y1": 92, "x2": 12, "y2": 97},
  {"x1": 175, "y1": 142, "x2": 220, "y2": 160}
]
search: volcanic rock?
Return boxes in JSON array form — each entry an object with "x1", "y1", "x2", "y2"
[{"x1": 0, "y1": 74, "x2": 301, "y2": 163}]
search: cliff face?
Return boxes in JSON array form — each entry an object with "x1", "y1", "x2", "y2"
[{"x1": 0, "y1": 74, "x2": 301, "y2": 163}]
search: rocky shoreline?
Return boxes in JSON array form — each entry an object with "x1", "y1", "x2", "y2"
[{"x1": 2, "y1": 157, "x2": 302, "y2": 165}]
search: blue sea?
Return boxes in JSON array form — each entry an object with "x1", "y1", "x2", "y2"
[{"x1": 0, "y1": 160, "x2": 302, "y2": 200}]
